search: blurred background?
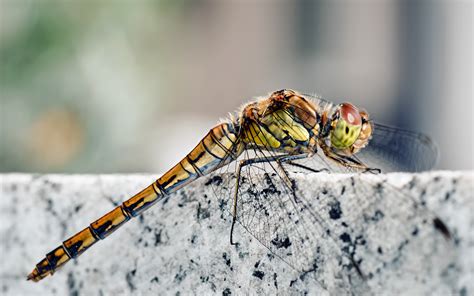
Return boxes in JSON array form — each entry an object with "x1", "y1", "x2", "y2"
[{"x1": 1, "y1": 0, "x2": 472, "y2": 173}]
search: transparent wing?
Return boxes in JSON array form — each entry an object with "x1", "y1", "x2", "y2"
[
  {"x1": 207, "y1": 146, "x2": 455, "y2": 294},
  {"x1": 356, "y1": 123, "x2": 439, "y2": 172},
  {"x1": 208, "y1": 148, "x2": 365, "y2": 293}
]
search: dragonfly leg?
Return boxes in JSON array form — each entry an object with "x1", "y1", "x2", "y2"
[
  {"x1": 230, "y1": 154, "x2": 296, "y2": 245},
  {"x1": 273, "y1": 154, "x2": 327, "y2": 173},
  {"x1": 275, "y1": 155, "x2": 330, "y2": 203},
  {"x1": 285, "y1": 160, "x2": 330, "y2": 173},
  {"x1": 362, "y1": 167, "x2": 382, "y2": 174},
  {"x1": 344, "y1": 156, "x2": 381, "y2": 173},
  {"x1": 267, "y1": 153, "x2": 330, "y2": 173},
  {"x1": 340, "y1": 155, "x2": 381, "y2": 173},
  {"x1": 230, "y1": 159, "x2": 244, "y2": 246},
  {"x1": 319, "y1": 144, "x2": 375, "y2": 171}
]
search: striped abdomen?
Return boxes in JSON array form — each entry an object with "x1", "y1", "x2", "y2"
[{"x1": 28, "y1": 122, "x2": 242, "y2": 282}]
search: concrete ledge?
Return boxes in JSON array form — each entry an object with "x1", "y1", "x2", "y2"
[{"x1": 1, "y1": 172, "x2": 473, "y2": 295}]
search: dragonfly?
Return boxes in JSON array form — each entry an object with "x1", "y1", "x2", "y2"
[{"x1": 28, "y1": 89, "x2": 451, "y2": 291}]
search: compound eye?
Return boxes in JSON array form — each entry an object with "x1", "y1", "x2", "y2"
[
  {"x1": 330, "y1": 103, "x2": 363, "y2": 149},
  {"x1": 340, "y1": 103, "x2": 362, "y2": 126}
]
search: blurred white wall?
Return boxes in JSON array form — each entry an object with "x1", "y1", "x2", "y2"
[{"x1": 1, "y1": 0, "x2": 472, "y2": 173}]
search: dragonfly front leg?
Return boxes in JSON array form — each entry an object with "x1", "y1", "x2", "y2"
[{"x1": 320, "y1": 143, "x2": 381, "y2": 173}]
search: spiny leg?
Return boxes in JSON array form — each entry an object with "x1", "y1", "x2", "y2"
[
  {"x1": 287, "y1": 161, "x2": 330, "y2": 173},
  {"x1": 343, "y1": 156, "x2": 381, "y2": 174},
  {"x1": 274, "y1": 154, "x2": 336, "y2": 205},
  {"x1": 351, "y1": 155, "x2": 381, "y2": 174},
  {"x1": 279, "y1": 153, "x2": 332, "y2": 173},
  {"x1": 320, "y1": 144, "x2": 381, "y2": 173},
  {"x1": 273, "y1": 155, "x2": 332, "y2": 204}
]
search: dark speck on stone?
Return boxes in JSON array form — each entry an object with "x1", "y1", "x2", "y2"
[
  {"x1": 197, "y1": 202, "x2": 211, "y2": 220},
  {"x1": 126, "y1": 269, "x2": 137, "y2": 291},
  {"x1": 150, "y1": 276, "x2": 159, "y2": 284},
  {"x1": 355, "y1": 235, "x2": 366, "y2": 245},
  {"x1": 223, "y1": 253, "x2": 231, "y2": 267},
  {"x1": 398, "y1": 239, "x2": 409, "y2": 252},
  {"x1": 273, "y1": 273, "x2": 278, "y2": 289},
  {"x1": 222, "y1": 288, "x2": 232, "y2": 296},
  {"x1": 174, "y1": 266, "x2": 187, "y2": 283},
  {"x1": 445, "y1": 191, "x2": 451, "y2": 200},
  {"x1": 254, "y1": 260, "x2": 260, "y2": 268},
  {"x1": 252, "y1": 270, "x2": 265, "y2": 280},
  {"x1": 154, "y1": 230, "x2": 162, "y2": 246},
  {"x1": 48, "y1": 181, "x2": 62, "y2": 192},
  {"x1": 408, "y1": 179, "x2": 417, "y2": 189},
  {"x1": 370, "y1": 210, "x2": 385, "y2": 222},
  {"x1": 219, "y1": 199, "x2": 226, "y2": 211},
  {"x1": 271, "y1": 236, "x2": 292, "y2": 249},
  {"x1": 433, "y1": 217, "x2": 451, "y2": 239},
  {"x1": 339, "y1": 233, "x2": 351, "y2": 243},
  {"x1": 205, "y1": 175, "x2": 223, "y2": 186},
  {"x1": 377, "y1": 247, "x2": 383, "y2": 254},
  {"x1": 74, "y1": 204, "x2": 82, "y2": 213},
  {"x1": 328, "y1": 201, "x2": 342, "y2": 220},
  {"x1": 375, "y1": 182, "x2": 383, "y2": 194},
  {"x1": 67, "y1": 272, "x2": 79, "y2": 296}
]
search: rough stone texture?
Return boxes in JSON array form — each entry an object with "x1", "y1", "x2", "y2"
[{"x1": 0, "y1": 172, "x2": 472, "y2": 295}]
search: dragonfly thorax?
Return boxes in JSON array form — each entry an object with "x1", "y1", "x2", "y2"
[{"x1": 238, "y1": 89, "x2": 321, "y2": 154}]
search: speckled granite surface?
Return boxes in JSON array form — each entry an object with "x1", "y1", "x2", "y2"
[{"x1": 0, "y1": 172, "x2": 472, "y2": 295}]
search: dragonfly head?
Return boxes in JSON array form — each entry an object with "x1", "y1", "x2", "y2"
[{"x1": 330, "y1": 102, "x2": 373, "y2": 153}]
